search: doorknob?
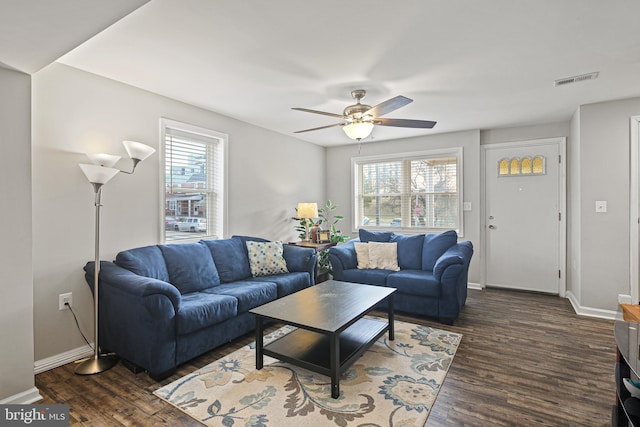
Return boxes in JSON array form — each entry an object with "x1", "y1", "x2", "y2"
[{"x1": 488, "y1": 225, "x2": 496, "y2": 229}]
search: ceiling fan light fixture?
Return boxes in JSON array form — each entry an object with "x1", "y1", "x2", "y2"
[{"x1": 343, "y1": 122, "x2": 374, "y2": 140}]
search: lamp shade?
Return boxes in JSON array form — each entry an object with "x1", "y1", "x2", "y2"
[
  {"x1": 79, "y1": 164, "x2": 120, "y2": 185},
  {"x1": 297, "y1": 202, "x2": 318, "y2": 218},
  {"x1": 122, "y1": 140, "x2": 156, "y2": 161},
  {"x1": 86, "y1": 153, "x2": 121, "y2": 168},
  {"x1": 343, "y1": 122, "x2": 374, "y2": 140}
]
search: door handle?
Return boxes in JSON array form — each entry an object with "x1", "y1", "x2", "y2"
[{"x1": 488, "y1": 225, "x2": 496, "y2": 229}]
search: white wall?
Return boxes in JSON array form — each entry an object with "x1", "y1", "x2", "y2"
[
  {"x1": 0, "y1": 67, "x2": 39, "y2": 403},
  {"x1": 325, "y1": 130, "x2": 481, "y2": 284},
  {"x1": 574, "y1": 97, "x2": 640, "y2": 312},
  {"x1": 480, "y1": 121, "x2": 571, "y2": 145},
  {"x1": 31, "y1": 63, "x2": 324, "y2": 363}
]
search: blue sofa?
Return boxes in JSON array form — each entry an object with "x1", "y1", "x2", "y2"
[
  {"x1": 84, "y1": 235, "x2": 316, "y2": 380},
  {"x1": 329, "y1": 229, "x2": 473, "y2": 324}
]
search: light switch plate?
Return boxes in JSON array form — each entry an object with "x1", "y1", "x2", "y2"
[{"x1": 595, "y1": 201, "x2": 607, "y2": 213}]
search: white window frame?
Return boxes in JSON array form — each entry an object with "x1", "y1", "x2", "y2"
[
  {"x1": 160, "y1": 118, "x2": 228, "y2": 242},
  {"x1": 351, "y1": 148, "x2": 464, "y2": 236}
]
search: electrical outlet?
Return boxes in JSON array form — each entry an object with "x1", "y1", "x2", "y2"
[{"x1": 59, "y1": 292, "x2": 72, "y2": 310}]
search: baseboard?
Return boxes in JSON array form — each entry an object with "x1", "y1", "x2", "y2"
[
  {"x1": 467, "y1": 282, "x2": 484, "y2": 291},
  {"x1": 565, "y1": 291, "x2": 618, "y2": 320},
  {"x1": 0, "y1": 387, "x2": 43, "y2": 404},
  {"x1": 34, "y1": 344, "x2": 93, "y2": 374},
  {"x1": 619, "y1": 294, "x2": 633, "y2": 305}
]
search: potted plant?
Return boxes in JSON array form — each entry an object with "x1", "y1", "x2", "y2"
[{"x1": 292, "y1": 200, "x2": 350, "y2": 277}]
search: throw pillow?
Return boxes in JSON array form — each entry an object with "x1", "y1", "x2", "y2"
[
  {"x1": 358, "y1": 228, "x2": 393, "y2": 243},
  {"x1": 246, "y1": 241, "x2": 289, "y2": 277},
  {"x1": 368, "y1": 242, "x2": 400, "y2": 271},
  {"x1": 353, "y1": 242, "x2": 370, "y2": 269}
]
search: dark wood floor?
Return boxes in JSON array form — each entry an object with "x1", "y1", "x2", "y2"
[{"x1": 35, "y1": 288, "x2": 616, "y2": 426}]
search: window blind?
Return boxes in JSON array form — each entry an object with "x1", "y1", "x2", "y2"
[
  {"x1": 163, "y1": 122, "x2": 225, "y2": 241},
  {"x1": 354, "y1": 152, "x2": 460, "y2": 232}
]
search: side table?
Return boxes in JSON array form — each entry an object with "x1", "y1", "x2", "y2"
[{"x1": 286, "y1": 241, "x2": 337, "y2": 283}]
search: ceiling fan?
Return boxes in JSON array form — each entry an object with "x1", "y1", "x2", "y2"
[{"x1": 292, "y1": 89, "x2": 436, "y2": 141}]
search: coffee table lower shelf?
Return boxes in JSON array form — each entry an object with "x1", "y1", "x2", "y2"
[{"x1": 262, "y1": 317, "x2": 389, "y2": 397}]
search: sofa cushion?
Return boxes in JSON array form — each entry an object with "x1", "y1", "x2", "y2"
[
  {"x1": 359, "y1": 229, "x2": 393, "y2": 242},
  {"x1": 339, "y1": 268, "x2": 392, "y2": 286},
  {"x1": 246, "y1": 241, "x2": 289, "y2": 277},
  {"x1": 202, "y1": 238, "x2": 252, "y2": 283},
  {"x1": 368, "y1": 242, "x2": 400, "y2": 271},
  {"x1": 391, "y1": 234, "x2": 425, "y2": 270},
  {"x1": 159, "y1": 242, "x2": 220, "y2": 294},
  {"x1": 115, "y1": 245, "x2": 170, "y2": 282},
  {"x1": 251, "y1": 272, "x2": 311, "y2": 297},
  {"x1": 387, "y1": 270, "x2": 441, "y2": 298},
  {"x1": 204, "y1": 281, "x2": 277, "y2": 313},
  {"x1": 176, "y1": 292, "x2": 237, "y2": 335},
  {"x1": 422, "y1": 230, "x2": 458, "y2": 271},
  {"x1": 354, "y1": 242, "x2": 370, "y2": 269}
]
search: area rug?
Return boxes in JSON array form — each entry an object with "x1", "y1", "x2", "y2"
[{"x1": 154, "y1": 319, "x2": 461, "y2": 427}]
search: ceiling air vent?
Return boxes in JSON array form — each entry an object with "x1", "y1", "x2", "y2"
[{"x1": 554, "y1": 72, "x2": 599, "y2": 87}]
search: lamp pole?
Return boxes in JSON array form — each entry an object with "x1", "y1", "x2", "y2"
[{"x1": 75, "y1": 183, "x2": 118, "y2": 374}]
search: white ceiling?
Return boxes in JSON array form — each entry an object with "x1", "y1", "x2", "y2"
[
  {"x1": 5, "y1": 0, "x2": 640, "y2": 147},
  {"x1": 0, "y1": 0, "x2": 150, "y2": 74}
]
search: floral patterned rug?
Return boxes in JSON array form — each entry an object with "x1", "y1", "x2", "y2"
[{"x1": 154, "y1": 319, "x2": 461, "y2": 427}]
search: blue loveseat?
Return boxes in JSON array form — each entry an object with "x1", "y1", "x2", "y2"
[
  {"x1": 84, "y1": 235, "x2": 316, "y2": 380},
  {"x1": 329, "y1": 229, "x2": 473, "y2": 324}
]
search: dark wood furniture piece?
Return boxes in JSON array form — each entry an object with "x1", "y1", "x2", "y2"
[
  {"x1": 249, "y1": 280, "x2": 396, "y2": 399},
  {"x1": 614, "y1": 310, "x2": 640, "y2": 426},
  {"x1": 286, "y1": 241, "x2": 337, "y2": 283}
]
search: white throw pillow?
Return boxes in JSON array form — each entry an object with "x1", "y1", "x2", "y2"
[
  {"x1": 246, "y1": 241, "x2": 289, "y2": 277},
  {"x1": 354, "y1": 242, "x2": 370, "y2": 269},
  {"x1": 368, "y1": 242, "x2": 400, "y2": 271}
]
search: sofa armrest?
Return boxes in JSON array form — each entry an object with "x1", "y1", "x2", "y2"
[
  {"x1": 432, "y1": 241, "x2": 473, "y2": 281},
  {"x1": 84, "y1": 261, "x2": 181, "y2": 375},
  {"x1": 85, "y1": 261, "x2": 182, "y2": 312},
  {"x1": 433, "y1": 255, "x2": 463, "y2": 281},
  {"x1": 329, "y1": 241, "x2": 358, "y2": 279},
  {"x1": 282, "y1": 245, "x2": 317, "y2": 278}
]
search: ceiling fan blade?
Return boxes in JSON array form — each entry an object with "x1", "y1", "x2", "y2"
[
  {"x1": 365, "y1": 95, "x2": 413, "y2": 117},
  {"x1": 375, "y1": 118, "x2": 437, "y2": 129},
  {"x1": 294, "y1": 123, "x2": 344, "y2": 133},
  {"x1": 292, "y1": 107, "x2": 344, "y2": 119}
]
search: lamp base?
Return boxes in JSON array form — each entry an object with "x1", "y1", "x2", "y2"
[{"x1": 74, "y1": 354, "x2": 119, "y2": 375}]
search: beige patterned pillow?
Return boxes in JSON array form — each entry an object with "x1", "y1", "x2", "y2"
[
  {"x1": 246, "y1": 241, "x2": 289, "y2": 277},
  {"x1": 354, "y1": 242, "x2": 370, "y2": 269},
  {"x1": 368, "y1": 242, "x2": 400, "y2": 271}
]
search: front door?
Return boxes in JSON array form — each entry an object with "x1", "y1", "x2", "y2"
[{"x1": 483, "y1": 138, "x2": 565, "y2": 294}]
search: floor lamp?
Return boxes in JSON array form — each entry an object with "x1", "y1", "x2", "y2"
[{"x1": 75, "y1": 140, "x2": 155, "y2": 375}]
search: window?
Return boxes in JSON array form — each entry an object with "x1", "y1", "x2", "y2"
[
  {"x1": 161, "y1": 118, "x2": 226, "y2": 242},
  {"x1": 498, "y1": 155, "x2": 546, "y2": 177},
  {"x1": 352, "y1": 148, "x2": 463, "y2": 234}
]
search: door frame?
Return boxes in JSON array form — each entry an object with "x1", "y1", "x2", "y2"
[
  {"x1": 630, "y1": 116, "x2": 640, "y2": 304},
  {"x1": 480, "y1": 137, "x2": 567, "y2": 296}
]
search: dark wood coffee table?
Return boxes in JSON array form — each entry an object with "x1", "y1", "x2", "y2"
[{"x1": 249, "y1": 280, "x2": 396, "y2": 398}]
